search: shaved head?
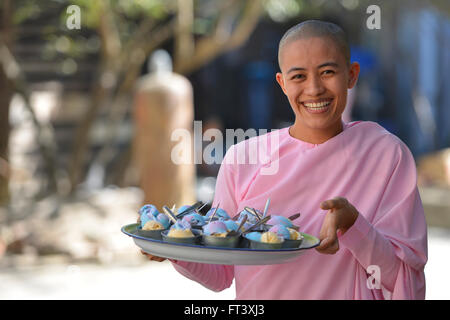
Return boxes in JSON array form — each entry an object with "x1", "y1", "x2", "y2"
[{"x1": 278, "y1": 20, "x2": 350, "y2": 70}]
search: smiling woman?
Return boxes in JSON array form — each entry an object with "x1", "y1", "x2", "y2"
[
  {"x1": 275, "y1": 20, "x2": 360, "y2": 145},
  {"x1": 162, "y1": 20, "x2": 427, "y2": 300}
]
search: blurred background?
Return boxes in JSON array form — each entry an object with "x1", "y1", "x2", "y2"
[{"x1": 0, "y1": 0, "x2": 449, "y2": 300}]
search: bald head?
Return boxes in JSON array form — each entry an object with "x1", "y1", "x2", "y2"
[{"x1": 278, "y1": 20, "x2": 350, "y2": 70}]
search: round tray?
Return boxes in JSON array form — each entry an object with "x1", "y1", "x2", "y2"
[{"x1": 121, "y1": 223, "x2": 320, "y2": 265}]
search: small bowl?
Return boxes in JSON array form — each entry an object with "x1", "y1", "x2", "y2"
[
  {"x1": 248, "y1": 238, "x2": 284, "y2": 250},
  {"x1": 282, "y1": 238, "x2": 303, "y2": 249},
  {"x1": 136, "y1": 227, "x2": 166, "y2": 240},
  {"x1": 202, "y1": 233, "x2": 241, "y2": 248},
  {"x1": 161, "y1": 229, "x2": 202, "y2": 245},
  {"x1": 191, "y1": 225, "x2": 205, "y2": 231}
]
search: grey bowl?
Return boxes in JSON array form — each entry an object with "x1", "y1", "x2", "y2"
[
  {"x1": 135, "y1": 227, "x2": 166, "y2": 240},
  {"x1": 249, "y1": 239, "x2": 284, "y2": 250},
  {"x1": 191, "y1": 225, "x2": 205, "y2": 231},
  {"x1": 161, "y1": 229, "x2": 202, "y2": 245},
  {"x1": 282, "y1": 238, "x2": 303, "y2": 249},
  {"x1": 202, "y1": 233, "x2": 241, "y2": 248}
]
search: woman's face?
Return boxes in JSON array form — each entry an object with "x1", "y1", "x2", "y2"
[{"x1": 276, "y1": 37, "x2": 359, "y2": 140}]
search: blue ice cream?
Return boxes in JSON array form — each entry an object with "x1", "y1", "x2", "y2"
[
  {"x1": 205, "y1": 207, "x2": 231, "y2": 220},
  {"x1": 268, "y1": 224, "x2": 291, "y2": 239},
  {"x1": 182, "y1": 213, "x2": 206, "y2": 227},
  {"x1": 220, "y1": 218, "x2": 239, "y2": 232},
  {"x1": 245, "y1": 232, "x2": 262, "y2": 242},
  {"x1": 238, "y1": 209, "x2": 259, "y2": 224},
  {"x1": 177, "y1": 205, "x2": 192, "y2": 215},
  {"x1": 139, "y1": 204, "x2": 159, "y2": 227},
  {"x1": 267, "y1": 215, "x2": 293, "y2": 228}
]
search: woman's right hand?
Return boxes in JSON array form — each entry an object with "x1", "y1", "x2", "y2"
[{"x1": 137, "y1": 215, "x2": 167, "y2": 262}]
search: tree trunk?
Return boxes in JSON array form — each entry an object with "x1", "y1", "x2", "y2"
[
  {"x1": 0, "y1": 66, "x2": 12, "y2": 205},
  {"x1": 0, "y1": 0, "x2": 13, "y2": 205}
]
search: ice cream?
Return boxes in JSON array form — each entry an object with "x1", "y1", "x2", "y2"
[
  {"x1": 205, "y1": 207, "x2": 231, "y2": 220},
  {"x1": 268, "y1": 224, "x2": 291, "y2": 239},
  {"x1": 167, "y1": 221, "x2": 194, "y2": 238},
  {"x1": 266, "y1": 224, "x2": 303, "y2": 248},
  {"x1": 141, "y1": 212, "x2": 170, "y2": 230},
  {"x1": 237, "y1": 219, "x2": 253, "y2": 232},
  {"x1": 267, "y1": 215, "x2": 294, "y2": 228},
  {"x1": 139, "y1": 204, "x2": 159, "y2": 216},
  {"x1": 139, "y1": 204, "x2": 159, "y2": 227},
  {"x1": 177, "y1": 205, "x2": 191, "y2": 215},
  {"x1": 181, "y1": 213, "x2": 206, "y2": 227},
  {"x1": 154, "y1": 213, "x2": 170, "y2": 229},
  {"x1": 202, "y1": 219, "x2": 241, "y2": 248},
  {"x1": 142, "y1": 220, "x2": 164, "y2": 231},
  {"x1": 245, "y1": 232, "x2": 262, "y2": 242},
  {"x1": 237, "y1": 209, "x2": 259, "y2": 224},
  {"x1": 168, "y1": 228, "x2": 194, "y2": 238},
  {"x1": 287, "y1": 228, "x2": 302, "y2": 240},
  {"x1": 221, "y1": 219, "x2": 239, "y2": 232},
  {"x1": 260, "y1": 231, "x2": 283, "y2": 244},
  {"x1": 202, "y1": 220, "x2": 228, "y2": 237}
]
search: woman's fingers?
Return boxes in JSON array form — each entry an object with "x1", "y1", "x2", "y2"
[
  {"x1": 140, "y1": 250, "x2": 166, "y2": 262},
  {"x1": 320, "y1": 197, "x2": 348, "y2": 210},
  {"x1": 150, "y1": 256, "x2": 166, "y2": 262},
  {"x1": 316, "y1": 207, "x2": 340, "y2": 254},
  {"x1": 316, "y1": 236, "x2": 339, "y2": 254}
]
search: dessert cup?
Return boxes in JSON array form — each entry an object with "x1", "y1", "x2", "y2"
[
  {"x1": 161, "y1": 229, "x2": 202, "y2": 245},
  {"x1": 202, "y1": 232, "x2": 241, "y2": 248}
]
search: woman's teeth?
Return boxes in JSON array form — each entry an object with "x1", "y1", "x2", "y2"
[
  {"x1": 302, "y1": 100, "x2": 332, "y2": 114},
  {"x1": 303, "y1": 101, "x2": 331, "y2": 108}
]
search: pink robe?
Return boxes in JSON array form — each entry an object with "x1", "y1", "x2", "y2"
[{"x1": 171, "y1": 121, "x2": 428, "y2": 299}]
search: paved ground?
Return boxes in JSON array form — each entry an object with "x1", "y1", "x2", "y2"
[
  {"x1": 0, "y1": 258, "x2": 235, "y2": 300},
  {"x1": 1, "y1": 226, "x2": 449, "y2": 300}
]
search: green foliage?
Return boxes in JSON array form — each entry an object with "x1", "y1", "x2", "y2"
[{"x1": 10, "y1": 0, "x2": 42, "y2": 24}]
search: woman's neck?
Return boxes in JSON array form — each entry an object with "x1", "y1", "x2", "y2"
[{"x1": 289, "y1": 120, "x2": 344, "y2": 145}]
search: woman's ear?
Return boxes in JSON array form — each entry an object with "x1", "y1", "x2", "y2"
[
  {"x1": 276, "y1": 72, "x2": 287, "y2": 95},
  {"x1": 348, "y1": 62, "x2": 360, "y2": 89}
]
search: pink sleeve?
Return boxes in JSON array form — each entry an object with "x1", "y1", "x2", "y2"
[
  {"x1": 170, "y1": 260, "x2": 234, "y2": 292},
  {"x1": 339, "y1": 140, "x2": 427, "y2": 299},
  {"x1": 169, "y1": 145, "x2": 238, "y2": 292}
]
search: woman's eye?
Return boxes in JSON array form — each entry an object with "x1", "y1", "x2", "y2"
[
  {"x1": 322, "y1": 70, "x2": 335, "y2": 75},
  {"x1": 291, "y1": 74, "x2": 305, "y2": 80}
]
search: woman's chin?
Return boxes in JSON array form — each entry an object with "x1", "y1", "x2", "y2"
[{"x1": 295, "y1": 117, "x2": 343, "y2": 134}]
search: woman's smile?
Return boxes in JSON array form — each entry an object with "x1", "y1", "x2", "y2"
[{"x1": 301, "y1": 98, "x2": 334, "y2": 114}]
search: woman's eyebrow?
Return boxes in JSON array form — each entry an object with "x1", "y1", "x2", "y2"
[
  {"x1": 318, "y1": 62, "x2": 339, "y2": 68},
  {"x1": 286, "y1": 62, "x2": 339, "y2": 74},
  {"x1": 287, "y1": 67, "x2": 306, "y2": 74}
]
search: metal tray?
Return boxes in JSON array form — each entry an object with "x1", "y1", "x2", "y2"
[{"x1": 122, "y1": 223, "x2": 320, "y2": 265}]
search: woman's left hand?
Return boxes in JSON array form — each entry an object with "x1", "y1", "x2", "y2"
[{"x1": 315, "y1": 197, "x2": 359, "y2": 255}]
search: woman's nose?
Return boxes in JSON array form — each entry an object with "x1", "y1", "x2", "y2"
[{"x1": 303, "y1": 75, "x2": 325, "y2": 96}]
